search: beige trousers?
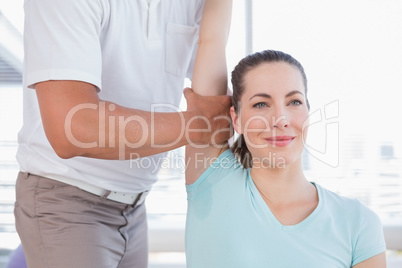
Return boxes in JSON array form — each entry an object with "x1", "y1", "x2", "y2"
[{"x1": 14, "y1": 172, "x2": 148, "y2": 268}]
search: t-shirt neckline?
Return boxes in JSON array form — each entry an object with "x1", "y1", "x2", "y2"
[{"x1": 247, "y1": 170, "x2": 323, "y2": 231}]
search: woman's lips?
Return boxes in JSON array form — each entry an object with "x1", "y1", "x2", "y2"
[{"x1": 266, "y1": 136, "x2": 295, "y2": 147}]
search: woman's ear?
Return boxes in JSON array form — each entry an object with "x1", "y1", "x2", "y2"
[{"x1": 230, "y1": 106, "x2": 242, "y2": 135}]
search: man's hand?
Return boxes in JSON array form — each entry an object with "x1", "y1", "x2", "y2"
[{"x1": 183, "y1": 87, "x2": 232, "y2": 146}]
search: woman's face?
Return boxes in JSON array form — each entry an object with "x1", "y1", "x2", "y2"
[{"x1": 231, "y1": 62, "x2": 309, "y2": 169}]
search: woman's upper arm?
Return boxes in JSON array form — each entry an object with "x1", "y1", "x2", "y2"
[
  {"x1": 352, "y1": 252, "x2": 386, "y2": 268},
  {"x1": 185, "y1": 0, "x2": 232, "y2": 184},
  {"x1": 191, "y1": 0, "x2": 232, "y2": 97}
]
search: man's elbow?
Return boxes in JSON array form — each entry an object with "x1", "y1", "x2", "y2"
[
  {"x1": 49, "y1": 139, "x2": 80, "y2": 159},
  {"x1": 45, "y1": 131, "x2": 89, "y2": 159},
  {"x1": 44, "y1": 123, "x2": 96, "y2": 159}
]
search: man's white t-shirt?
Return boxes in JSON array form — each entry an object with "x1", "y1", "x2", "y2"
[{"x1": 18, "y1": 0, "x2": 205, "y2": 193}]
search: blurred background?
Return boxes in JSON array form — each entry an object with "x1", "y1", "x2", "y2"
[{"x1": 1, "y1": 0, "x2": 401, "y2": 267}]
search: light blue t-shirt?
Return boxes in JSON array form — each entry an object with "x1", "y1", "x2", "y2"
[{"x1": 185, "y1": 149, "x2": 386, "y2": 268}]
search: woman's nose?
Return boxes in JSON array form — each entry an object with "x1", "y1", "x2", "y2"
[{"x1": 271, "y1": 109, "x2": 289, "y2": 129}]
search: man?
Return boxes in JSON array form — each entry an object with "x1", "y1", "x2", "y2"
[{"x1": 15, "y1": 0, "x2": 231, "y2": 267}]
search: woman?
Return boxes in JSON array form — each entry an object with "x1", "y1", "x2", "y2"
[{"x1": 185, "y1": 31, "x2": 386, "y2": 268}]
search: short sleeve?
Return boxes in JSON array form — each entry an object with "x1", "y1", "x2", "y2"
[
  {"x1": 186, "y1": 149, "x2": 242, "y2": 200},
  {"x1": 24, "y1": 0, "x2": 105, "y2": 89},
  {"x1": 351, "y1": 204, "x2": 386, "y2": 266}
]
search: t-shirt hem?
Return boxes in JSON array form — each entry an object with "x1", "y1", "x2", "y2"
[
  {"x1": 351, "y1": 246, "x2": 386, "y2": 266},
  {"x1": 25, "y1": 69, "x2": 102, "y2": 91}
]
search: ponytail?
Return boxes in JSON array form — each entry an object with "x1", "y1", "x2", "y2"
[{"x1": 231, "y1": 134, "x2": 253, "y2": 168}]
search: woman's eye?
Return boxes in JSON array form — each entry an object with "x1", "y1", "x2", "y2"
[
  {"x1": 289, "y1": 99, "x2": 302, "y2": 106},
  {"x1": 253, "y1": 102, "x2": 268, "y2": 109}
]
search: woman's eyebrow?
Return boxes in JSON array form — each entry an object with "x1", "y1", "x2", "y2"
[
  {"x1": 249, "y1": 93, "x2": 271, "y2": 101},
  {"x1": 286, "y1": 90, "x2": 304, "y2": 98},
  {"x1": 249, "y1": 90, "x2": 304, "y2": 101}
]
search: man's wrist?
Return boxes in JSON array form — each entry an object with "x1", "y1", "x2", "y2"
[{"x1": 183, "y1": 110, "x2": 211, "y2": 146}]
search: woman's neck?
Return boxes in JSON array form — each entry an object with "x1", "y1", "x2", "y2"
[
  {"x1": 250, "y1": 161, "x2": 313, "y2": 205},
  {"x1": 250, "y1": 161, "x2": 319, "y2": 225}
]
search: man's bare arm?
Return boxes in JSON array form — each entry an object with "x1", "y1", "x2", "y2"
[{"x1": 35, "y1": 80, "x2": 231, "y2": 160}]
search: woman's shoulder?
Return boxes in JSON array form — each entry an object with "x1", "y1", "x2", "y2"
[
  {"x1": 191, "y1": 149, "x2": 242, "y2": 176},
  {"x1": 200, "y1": 149, "x2": 245, "y2": 180},
  {"x1": 209, "y1": 149, "x2": 242, "y2": 169},
  {"x1": 314, "y1": 184, "x2": 385, "y2": 264},
  {"x1": 316, "y1": 183, "x2": 381, "y2": 225},
  {"x1": 186, "y1": 149, "x2": 246, "y2": 193},
  {"x1": 316, "y1": 183, "x2": 360, "y2": 206}
]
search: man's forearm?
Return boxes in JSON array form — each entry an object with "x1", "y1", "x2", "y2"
[
  {"x1": 59, "y1": 100, "x2": 213, "y2": 160},
  {"x1": 35, "y1": 80, "x2": 229, "y2": 160}
]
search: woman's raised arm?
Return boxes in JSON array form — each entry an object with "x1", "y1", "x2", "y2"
[{"x1": 185, "y1": 0, "x2": 232, "y2": 184}]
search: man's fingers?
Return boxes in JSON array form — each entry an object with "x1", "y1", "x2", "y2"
[
  {"x1": 221, "y1": 95, "x2": 233, "y2": 108},
  {"x1": 183, "y1": 87, "x2": 194, "y2": 100}
]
